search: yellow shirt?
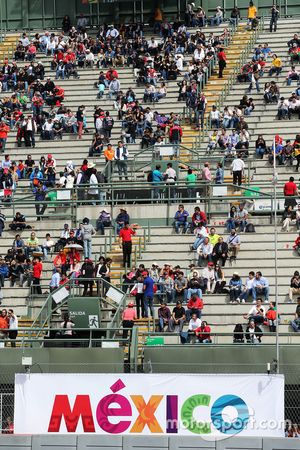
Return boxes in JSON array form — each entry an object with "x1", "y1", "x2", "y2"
[
  {"x1": 248, "y1": 6, "x2": 257, "y2": 19},
  {"x1": 272, "y1": 58, "x2": 282, "y2": 68},
  {"x1": 209, "y1": 234, "x2": 220, "y2": 246}
]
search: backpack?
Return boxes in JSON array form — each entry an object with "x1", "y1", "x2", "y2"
[
  {"x1": 245, "y1": 223, "x2": 255, "y2": 233},
  {"x1": 147, "y1": 171, "x2": 153, "y2": 182},
  {"x1": 96, "y1": 171, "x2": 107, "y2": 184},
  {"x1": 103, "y1": 117, "x2": 114, "y2": 130}
]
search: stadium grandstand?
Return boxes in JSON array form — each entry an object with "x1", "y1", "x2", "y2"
[{"x1": 0, "y1": 0, "x2": 299, "y2": 448}]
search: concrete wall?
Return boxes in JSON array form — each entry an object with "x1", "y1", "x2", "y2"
[
  {"x1": 0, "y1": 347, "x2": 124, "y2": 383},
  {"x1": 0, "y1": 436, "x2": 298, "y2": 450}
]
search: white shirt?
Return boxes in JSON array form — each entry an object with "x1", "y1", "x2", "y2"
[
  {"x1": 164, "y1": 167, "x2": 176, "y2": 183},
  {"x1": 88, "y1": 173, "x2": 99, "y2": 195},
  {"x1": 245, "y1": 277, "x2": 255, "y2": 290},
  {"x1": 248, "y1": 305, "x2": 265, "y2": 317},
  {"x1": 231, "y1": 158, "x2": 245, "y2": 172},
  {"x1": 202, "y1": 267, "x2": 215, "y2": 280},
  {"x1": 9, "y1": 315, "x2": 18, "y2": 330},
  {"x1": 188, "y1": 318, "x2": 202, "y2": 331},
  {"x1": 50, "y1": 272, "x2": 61, "y2": 288}
]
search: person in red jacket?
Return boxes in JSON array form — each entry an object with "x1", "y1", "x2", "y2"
[
  {"x1": 0, "y1": 121, "x2": 10, "y2": 152},
  {"x1": 32, "y1": 256, "x2": 43, "y2": 295},
  {"x1": 284, "y1": 176, "x2": 298, "y2": 208},
  {"x1": 186, "y1": 293, "x2": 203, "y2": 321},
  {"x1": 217, "y1": 47, "x2": 227, "y2": 78},
  {"x1": 195, "y1": 320, "x2": 212, "y2": 343}
]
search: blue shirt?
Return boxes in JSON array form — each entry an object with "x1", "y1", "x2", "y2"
[
  {"x1": 152, "y1": 169, "x2": 163, "y2": 185},
  {"x1": 143, "y1": 276, "x2": 154, "y2": 297},
  {"x1": 253, "y1": 276, "x2": 269, "y2": 288},
  {"x1": 174, "y1": 210, "x2": 189, "y2": 222}
]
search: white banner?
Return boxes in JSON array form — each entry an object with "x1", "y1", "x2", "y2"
[{"x1": 14, "y1": 374, "x2": 284, "y2": 437}]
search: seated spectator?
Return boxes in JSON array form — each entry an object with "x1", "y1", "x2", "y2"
[
  {"x1": 202, "y1": 262, "x2": 215, "y2": 293},
  {"x1": 234, "y1": 203, "x2": 248, "y2": 232},
  {"x1": 174, "y1": 272, "x2": 187, "y2": 301},
  {"x1": 197, "y1": 237, "x2": 212, "y2": 267},
  {"x1": 174, "y1": 204, "x2": 189, "y2": 234},
  {"x1": 42, "y1": 233, "x2": 55, "y2": 260},
  {"x1": 290, "y1": 297, "x2": 300, "y2": 332},
  {"x1": 282, "y1": 205, "x2": 296, "y2": 232},
  {"x1": 227, "y1": 228, "x2": 241, "y2": 262},
  {"x1": 191, "y1": 206, "x2": 207, "y2": 230},
  {"x1": 96, "y1": 209, "x2": 112, "y2": 235},
  {"x1": 25, "y1": 232, "x2": 41, "y2": 258},
  {"x1": 286, "y1": 66, "x2": 299, "y2": 85},
  {"x1": 186, "y1": 313, "x2": 202, "y2": 344},
  {"x1": 195, "y1": 320, "x2": 212, "y2": 343},
  {"x1": 9, "y1": 212, "x2": 27, "y2": 231},
  {"x1": 289, "y1": 271, "x2": 300, "y2": 302},
  {"x1": 213, "y1": 264, "x2": 226, "y2": 293},
  {"x1": 245, "y1": 319, "x2": 263, "y2": 344},
  {"x1": 158, "y1": 302, "x2": 171, "y2": 331},
  {"x1": 268, "y1": 54, "x2": 282, "y2": 77},
  {"x1": 186, "y1": 293, "x2": 203, "y2": 321},
  {"x1": 163, "y1": 287, "x2": 183, "y2": 331},
  {"x1": 277, "y1": 97, "x2": 289, "y2": 120},
  {"x1": 265, "y1": 301, "x2": 277, "y2": 332},
  {"x1": 191, "y1": 222, "x2": 208, "y2": 251},
  {"x1": 186, "y1": 271, "x2": 203, "y2": 300},
  {"x1": 115, "y1": 208, "x2": 129, "y2": 234},
  {"x1": 226, "y1": 205, "x2": 237, "y2": 232},
  {"x1": 243, "y1": 298, "x2": 265, "y2": 324},
  {"x1": 255, "y1": 134, "x2": 267, "y2": 159},
  {"x1": 212, "y1": 236, "x2": 228, "y2": 267},
  {"x1": 12, "y1": 234, "x2": 25, "y2": 253},
  {"x1": 229, "y1": 272, "x2": 242, "y2": 303},
  {"x1": 252, "y1": 272, "x2": 269, "y2": 303},
  {"x1": 239, "y1": 271, "x2": 255, "y2": 303}
]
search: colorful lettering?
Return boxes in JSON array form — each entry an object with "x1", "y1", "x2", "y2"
[
  {"x1": 96, "y1": 380, "x2": 132, "y2": 434},
  {"x1": 48, "y1": 395, "x2": 95, "y2": 433},
  {"x1": 130, "y1": 395, "x2": 163, "y2": 433},
  {"x1": 166, "y1": 395, "x2": 178, "y2": 434},
  {"x1": 181, "y1": 394, "x2": 211, "y2": 434},
  {"x1": 210, "y1": 394, "x2": 249, "y2": 435}
]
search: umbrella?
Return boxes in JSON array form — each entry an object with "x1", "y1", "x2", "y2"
[{"x1": 64, "y1": 244, "x2": 83, "y2": 251}]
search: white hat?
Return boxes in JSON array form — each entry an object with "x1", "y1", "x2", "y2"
[{"x1": 87, "y1": 162, "x2": 95, "y2": 169}]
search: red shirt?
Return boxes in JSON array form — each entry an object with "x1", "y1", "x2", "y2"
[
  {"x1": 33, "y1": 262, "x2": 43, "y2": 279},
  {"x1": 187, "y1": 297, "x2": 203, "y2": 310},
  {"x1": 195, "y1": 325, "x2": 211, "y2": 340},
  {"x1": 284, "y1": 181, "x2": 297, "y2": 196},
  {"x1": 0, "y1": 316, "x2": 9, "y2": 330},
  {"x1": 119, "y1": 228, "x2": 135, "y2": 242}
]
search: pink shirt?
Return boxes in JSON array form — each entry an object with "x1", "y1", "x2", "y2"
[
  {"x1": 122, "y1": 308, "x2": 137, "y2": 320},
  {"x1": 202, "y1": 167, "x2": 212, "y2": 181}
]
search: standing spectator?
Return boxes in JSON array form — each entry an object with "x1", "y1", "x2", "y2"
[
  {"x1": 33, "y1": 181, "x2": 47, "y2": 221},
  {"x1": 215, "y1": 162, "x2": 224, "y2": 184},
  {"x1": 290, "y1": 297, "x2": 300, "y2": 332},
  {"x1": 143, "y1": 270, "x2": 154, "y2": 319},
  {"x1": 217, "y1": 47, "x2": 226, "y2": 78},
  {"x1": 80, "y1": 217, "x2": 96, "y2": 260},
  {"x1": 49, "y1": 268, "x2": 61, "y2": 292},
  {"x1": 32, "y1": 256, "x2": 42, "y2": 295},
  {"x1": 114, "y1": 141, "x2": 129, "y2": 181},
  {"x1": 102, "y1": 111, "x2": 114, "y2": 139},
  {"x1": 119, "y1": 222, "x2": 136, "y2": 267},
  {"x1": 231, "y1": 154, "x2": 245, "y2": 186},
  {"x1": 269, "y1": 4, "x2": 279, "y2": 32},
  {"x1": 81, "y1": 258, "x2": 95, "y2": 297},
  {"x1": 169, "y1": 121, "x2": 182, "y2": 156},
  {"x1": 76, "y1": 105, "x2": 85, "y2": 139},
  {"x1": 158, "y1": 302, "x2": 171, "y2": 331},
  {"x1": 0, "y1": 120, "x2": 10, "y2": 152},
  {"x1": 247, "y1": 1, "x2": 257, "y2": 29},
  {"x1": 202, "y1": 162, "x2": 212, "y2": 182},
  {"x1": 174, "y1": 204, "x2": 189, "y2": 234},
  {"x1": 284, "y1": 176, "x2": 298, "y2": 208},
  {"x1": 185, "y1": 168, "x2": 197, "y2": 198},
  {"x1": 8, "y1": 309, "x2": 18, "y2": 347},
  {"x1": 122, "y1": 302, "x2": 137, "y2": 339},
  {"x1": 0, "y1": 309, "x2": 8, "y2": 342},
  {"x1": 115, "y1": 208, "x2": 130, "y2": 234}
]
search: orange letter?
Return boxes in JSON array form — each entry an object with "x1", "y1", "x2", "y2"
[{"x1": 130, "y1": 395, "x2": 163, "y2": 433}]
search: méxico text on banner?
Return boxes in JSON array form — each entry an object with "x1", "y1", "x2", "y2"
[{"x1": 14, "y1": 373, "x2": 285, "y2": 437}]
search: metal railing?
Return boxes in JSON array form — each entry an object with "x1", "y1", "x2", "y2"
[{"x1": 30, "y1": 277, "x2": 127, "y2": 339}]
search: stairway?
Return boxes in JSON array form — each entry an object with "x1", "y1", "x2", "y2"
[
  {"x1": 107, "y1": 234, "x2": 145, "y2": 283},
  {"x1": 181, "y1": 24, "x2": 256, "y2": 150}
]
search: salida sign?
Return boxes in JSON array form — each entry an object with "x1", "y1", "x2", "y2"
[{"x1": 14, "y1": 374, "x2": 285, "y2": 436}]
